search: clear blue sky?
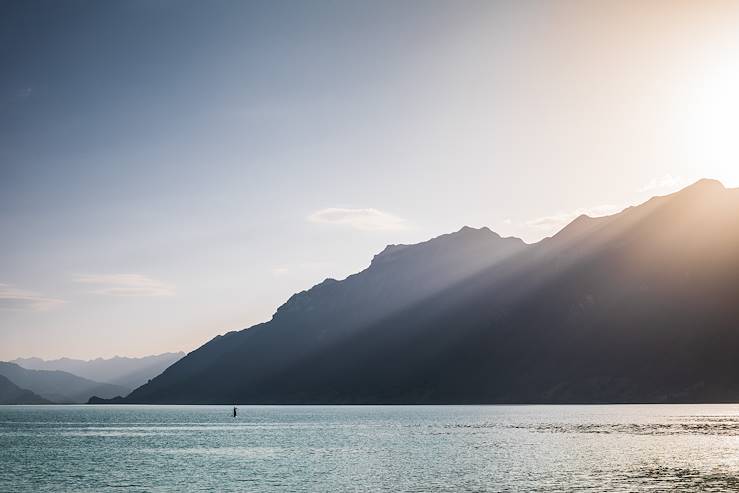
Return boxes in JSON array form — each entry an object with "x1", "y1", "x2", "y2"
[{"x1": 2, "y1": 0, "x2": 738, "y2": 359}]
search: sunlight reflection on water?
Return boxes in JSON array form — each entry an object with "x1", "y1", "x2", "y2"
[{"x1": 2, "y1": 404, "x2": 739, "y2": 492}]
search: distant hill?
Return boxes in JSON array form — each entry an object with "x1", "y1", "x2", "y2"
[
  {"x1": 12, "y1": 352, "x2": 184, "y2": 390},
  {"x1": 102, "y1": 179, "x2": 739, "y2": 404},
  {"x1": 0, "y1": 362, "x2": 130, "y2": 404},
  {"x1": 0, "y1": 375, "x2": 51, "y2": 404}
]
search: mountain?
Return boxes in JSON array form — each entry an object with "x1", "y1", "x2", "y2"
[
  {"x1": 0, "y1": 375, "x2": 51, "y2": 404},
  {"x1": 103, "y1": 179, "x2": 739, "y2": 404},
  {"x1": 12, "y1": 352, "x2": 184, "y2": 390},
  {"x1": 0, "y1": 362, "x2": 130, "y2": 403}
]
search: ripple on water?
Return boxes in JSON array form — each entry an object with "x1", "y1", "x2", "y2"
[{"x1": 3, "y1": 404, "x2": 739, "y2": 492}]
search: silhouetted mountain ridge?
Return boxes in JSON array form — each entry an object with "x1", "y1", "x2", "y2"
[
  {"x1": 0, "y1": 362, "x2": 129, "y2": 403},
  {"x1": 13, "y1": 352, "x2": 184, "y2": 390},
  {"x1": 0, "y1": 375, "x2": 51, "y2": 404},
  {"x1": 102, "y1": 179, "x2": 739, "y2": 404}
]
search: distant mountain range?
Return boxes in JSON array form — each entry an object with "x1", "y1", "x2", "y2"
[
  {"x1": 0, "y1": 375, "x2": 51, "y2": 405},
  {"x1": 12, "y1": 352, "x2": 184, "y2": 390},
  {"x1": 0, "y1": 362, "x2": 130, "y2": 403},
  {"x1": 94, "y1": 179, "x2": 739, "y2": 404}
]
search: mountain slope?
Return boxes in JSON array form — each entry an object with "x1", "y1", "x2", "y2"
[
  {"x1": 13, "y1": 352, "x2": 184, "y2": 389},
  {"x1": 114, "y1": 227, "x2": 526, "y2": 404},
  {"x1": 0, "y1": 362, "x2": 130, "y2": 403},
  {"x1": 0, "y1": 375, "x2": 52, "y2": 404},
  {"x1": 116, "y1": 179, "x2": 739, "y2": 404}
]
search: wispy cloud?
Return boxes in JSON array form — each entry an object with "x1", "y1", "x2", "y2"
[
  {"x1": 16, "y1": 87, "x2": 32, "y2": 101},
  {"x1": 0, "y1": 283, "x2": 65, "y2": 311},
  {"x1": 308, "y1": 208, "x2": 406, "y2": 231},
  {"x1": 526, "y1": 205, "x2": 622, "y2": 233},
  {"x1": 272, "y1": 266, "x2": 290, "y2": 276},
  {"x1": 74, "y1": 274, "x2": 175, "y2": 297},
  {"x1": 639, "y1": 174, "x2": 690, "y2": 193}
]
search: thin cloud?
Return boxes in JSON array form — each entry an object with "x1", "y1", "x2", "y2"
[
  {"x1": 17, "y1": 87, "x2": 32, "y2": 100},
  {"x1": 0, "y1": 283, "x2": 65, "y2": 311},
  {"x1": 308, "y1": 208, "x2": 406, "y2": 231},
  {"x1": 272, "y1": 266, "x2": 290, "y2": 276},
  {"x1": 75, "y1": 274, "x2": 175, "y2": 297},
  {"x1": 639, "y1": 174, "x2": 690, "y2": 193},
  {"x1": 526, "y1": 205, "x2": 622, "y2": 233}
]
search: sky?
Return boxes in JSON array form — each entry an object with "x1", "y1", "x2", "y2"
[{"x1": 2, "y1": 0, "x2": 739, "y2": 360}]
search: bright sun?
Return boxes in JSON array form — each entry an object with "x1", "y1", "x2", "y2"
[{"x1": 683, "y1": 57, "x2": 739, "y2": 187}]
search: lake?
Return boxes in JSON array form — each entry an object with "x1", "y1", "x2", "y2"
[{"x1": 2, "y1": 404, "x2": 739, "y2": 491}]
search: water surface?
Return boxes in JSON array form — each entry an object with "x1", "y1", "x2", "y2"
[{"x1": 2, "y1": 404, "x2": 739, "y2": 492}]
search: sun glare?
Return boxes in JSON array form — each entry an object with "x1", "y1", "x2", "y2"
[{"x1": 683, "y1": 57, "x2": 739, "y2": 187}]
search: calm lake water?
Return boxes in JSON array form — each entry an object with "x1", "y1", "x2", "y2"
[{"x1": 2, "y1": 405, "x2": 739, "y2": 492}]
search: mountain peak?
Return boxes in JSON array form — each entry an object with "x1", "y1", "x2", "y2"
[
  {"x1": 547, "y1": 212, "x2": 613, "y2": 245},
  {"x1": 371, "y1": 227, "x2": 507, "y2": 266},
  {"x1": 456, "y1": 225, "x2": 498, "y2": 237},
  {"x1": 654, "y1": 178, "x2": 730, "y2": 210},
  {"x1": 437, "y1": 226, "x2": 509, "y2": 245},
  {"x1": 690, "y1": 178, "x2": 724, "y2": 188},
  {"x1": 675, "y1": 178, "x2": 725, "y2": 196}
]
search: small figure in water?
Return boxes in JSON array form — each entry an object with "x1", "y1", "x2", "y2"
[{"x1": 233, "y1": 405, "x2": 238, "y2": 418}]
